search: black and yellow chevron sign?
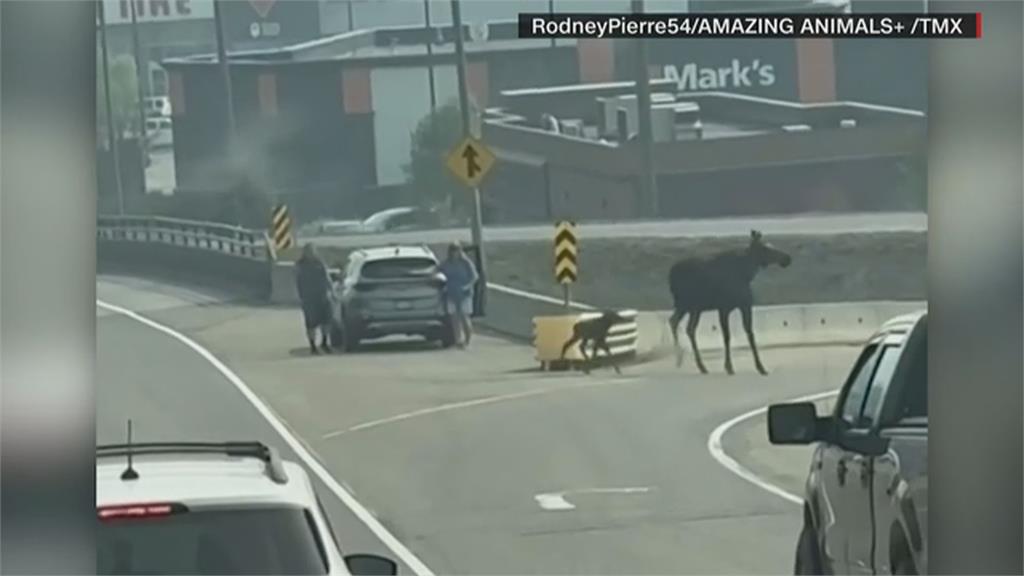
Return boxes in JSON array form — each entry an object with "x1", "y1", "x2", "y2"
[
  {"x1": 271, "y1": 204, "x2": 294, "y2": 252},
  {"x1": 553, "y1": 220, "x2": 578, "y2": 285}
]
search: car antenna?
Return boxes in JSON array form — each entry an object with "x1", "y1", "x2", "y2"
[{"x1": 120, "y1": 420, "x2": 139, "y2": 481}]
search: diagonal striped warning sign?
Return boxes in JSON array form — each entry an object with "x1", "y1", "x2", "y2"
[
  {"x1": 271, "y1": 204, "x2": 294, "y2": 252},
  {"x1": 554, "y1": 220, "x2": 578, "y2": 285}
]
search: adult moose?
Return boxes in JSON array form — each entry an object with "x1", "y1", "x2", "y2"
[{"x1": 668, "y1": 230, "x2": 792, "y2": 375}]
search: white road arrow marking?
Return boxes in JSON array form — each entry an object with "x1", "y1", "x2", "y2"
[
  {"x1": 534, "y1": 487, "x2": 652, "y2": 511},
  {"x1": 535, "y1": 493, "x2": 575, "y2": 511}
]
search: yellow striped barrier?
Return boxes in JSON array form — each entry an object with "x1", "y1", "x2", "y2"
[{"x1": 533, "y1": 309, "x2": 639, "y2": 370}]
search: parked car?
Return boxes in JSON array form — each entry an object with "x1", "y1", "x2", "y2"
[
  {"x1": 297, "y1": 207, "x2": 436, "y2": 238},
  {"x1": 359, "y1": 206, "x2": 427, "y2": 234},
  {"x1": 97, "y1": 441, "x2": 397, "y2": 575},
  {"x1": 337, "y1": 245, "x2": 455, "y2": 351},
  {"x1": 768, "y1": 310, "x2": 927, "y2": 575}
]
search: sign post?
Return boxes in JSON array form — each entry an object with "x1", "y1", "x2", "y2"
[
  {"x1": 446, "y1": 136, "x2": 495, "y2": 318},
  {"x1": 449, "y1": 0, "x2": 488, "y2": 315},
  {"x1": 554, "y1": 220, "x2": 578, "y2": 310}
]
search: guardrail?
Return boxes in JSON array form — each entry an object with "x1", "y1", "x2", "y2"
[
  {"x1": 97, "y1": 215, "x2": 269, "y2": 261},
  {"x1": 533, "y1": 309, "x2": 639, "y2": 371},
  {"x1": 97, "y1": 215, "x2": 273, "y2": 298}
]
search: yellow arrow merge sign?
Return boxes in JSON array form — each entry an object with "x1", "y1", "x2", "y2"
[{"x1": 446, "y1": 136, "x2": 496, "y2": 188}]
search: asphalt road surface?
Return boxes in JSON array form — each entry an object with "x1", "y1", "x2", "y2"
[
  {"x1": 97, "y1": 276, "x2": 859, "y2": 575},
  {"x1": 302, "y1": 211, "x2": 926, "y2": 248},
  {"x1": 96, "y1": 285, "x2": 422, "y2": 574}
]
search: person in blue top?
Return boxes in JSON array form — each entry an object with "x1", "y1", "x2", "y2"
[{"x1": 438, "y1": 242, "x2": 479, "y2": 348}]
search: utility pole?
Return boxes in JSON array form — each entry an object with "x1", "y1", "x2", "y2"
[
  {"x1": 548, "y1": 0, "x2": 556, "y2": 49},
  {"x1": 213, "y1": 0, "x2": 237, "y2": 140},
  {"x1": 450, "y1": 0, "x2": 487, "y2": 312},
  {"x1": 423, "y1": 0, "x2": 437, "y2": 111},
  {"x1": 347, "y1": 0, "x2": 355, "y2": 32},
  {"x1": 98, "y1": 0, "x2": 125, "y2": 215},
  {"x1": 128, "y1": 0, "x2": 148, "y2": 195},
  {"x1": 631, "y1": 0, "x2": 658, "y2": 218},
  {"x1": 213, "y1": 0, "x2": 241, "y2": 224}
]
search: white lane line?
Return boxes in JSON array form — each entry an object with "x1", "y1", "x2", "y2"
[
  {"x1": 534, "y1": 487, "x2": 652, "y2": 511},
  {"x1": 707, "y1": 390, "x2": 840, "y2": 506},
  {"x1": 323, "y1": 376, "x2": 638, "y2": 439},
  {"x1": 96, "y1": 300, "x2": 435, "y2": 576}
]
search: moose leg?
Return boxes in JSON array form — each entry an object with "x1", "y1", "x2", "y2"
[
  {"x1": 718, "y1": 308, "x2": 734, "y2": 375},
  {"x1": 560, "y1": 331, "x2": 581, "y2": 360},
  {"x1": 579, "y1": 337, "x2": 592, "y2": 374},
  {"x1": 686, "y1": 311, "x2": 708, "y2": 374},
  {"x1": 741, "y1": 305, "x2": 768, "y2": 375},
  {"x1": 597, "y1": 338, "x2": 621, "y2": 375},
  {"x1": 669, "y1": 309, "x2": 686, "y2": 368}
]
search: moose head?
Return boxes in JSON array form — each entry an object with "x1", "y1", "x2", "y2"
[{"x1": 748, "y1": 230, "x2": 792, "y2": 269}]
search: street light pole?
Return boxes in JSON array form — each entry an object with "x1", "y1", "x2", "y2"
[
  {"x1": 548, "y1": 0, "x2": 556, "y2": 49},
  {"x1": 631, "y1": 0, "x2": 659, "y2": 218},
  {"x1": 98, "y1": 0, "x2": 125, "y2": 215},
  {"x1": 128, "y1": 0, "x2": 149, "y2": 195},
  {"x1": 213, "y1": 0, "x2": 237, "y2": 140},
  {"x1": 450, "y1": 0, "x2": 487, "y2": 311},
  {"x1": 213, "y1": 0, "x2": 241, "y2": 224},
  {"x1": 423, "y1": 0, "x2": 437, "y2": 111}
]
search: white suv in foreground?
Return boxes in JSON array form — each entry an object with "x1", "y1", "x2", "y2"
[{"x1": 97, "y1": 441, "x2": 397, "y2": 575}]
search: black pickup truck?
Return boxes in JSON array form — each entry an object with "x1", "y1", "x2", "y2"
[{"x1": 768, "y1": 310, "x2": 927, "y2": 575}]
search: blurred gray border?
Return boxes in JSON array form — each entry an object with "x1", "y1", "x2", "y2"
[
  {"x1": 929, "y1": 1, "x2": 1023, "y2": 573},
  {"x1": 1, "y1": 1, "x2": 98, "y2": 573}
]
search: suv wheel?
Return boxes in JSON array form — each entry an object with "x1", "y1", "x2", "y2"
[{"x1": 795, "y1": 522, "x2": 823, "y2": 575}]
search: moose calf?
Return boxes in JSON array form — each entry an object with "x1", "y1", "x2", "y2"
[{"x1": 560, "y1": 311, "x2": 628, "y2": 374}]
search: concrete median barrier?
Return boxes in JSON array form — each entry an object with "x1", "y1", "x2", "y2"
[{"x1": 637, "y1": 301, "x2": 927, "y2": 356}]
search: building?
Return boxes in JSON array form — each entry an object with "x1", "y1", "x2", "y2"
[
  {"x1": 162, "y1": 20, "x2": 591, "y2": 221},
  {"x1": 480, "y1": 83, "x2": 926, "y2": 222},
  {"x1": 98, "y1": 0, "x2": 323, "y2": 98},
  {"x1": 159, "y1": 0, "x2": 927, "y2": 224}
]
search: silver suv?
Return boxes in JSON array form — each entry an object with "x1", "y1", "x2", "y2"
[
  {"x1": 97, "y1": 441, "x2": 397, "y2": 575},
  {"x1": 338, "y1": 245, "x2": 455, "y2": 350}
]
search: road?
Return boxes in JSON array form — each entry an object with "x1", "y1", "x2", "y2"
[
  {"x1": 96, "y1": 280, "x2": 421, "y2": 574},
  {"x1": 97, "y1": 275, "x2": 859, "y2": 574},
  {"x1": 301, "y1": 211, "x2": 926, "y2": 248}
]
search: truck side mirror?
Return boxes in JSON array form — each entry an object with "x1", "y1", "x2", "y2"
[{"x1": 768, "y1": 402, "x2": 821, "y2": 445}]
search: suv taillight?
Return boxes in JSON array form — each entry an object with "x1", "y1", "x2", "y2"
[{"x1": 98, "y1": 502, "x2": 187, "y2": 521}]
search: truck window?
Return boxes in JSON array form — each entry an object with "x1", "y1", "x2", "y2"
[
  {"x1": 859, "y1": 345, "x2": 902, "y2": 428},
  {"x1": 838, "y1": 343, "x2": 881, "y2": 427},
  {"x1": 900, "y1": 328, "x2": 928, "y2": 419}
]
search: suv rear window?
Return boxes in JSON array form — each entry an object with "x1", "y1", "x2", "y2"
[
  {"x1": 360, "y1": 257, "x2": 436, "y2": 279},
  {"x1": 97, "y1": 506, "x2": 327, "y2": 575}
]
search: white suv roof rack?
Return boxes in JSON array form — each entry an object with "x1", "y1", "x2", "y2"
[{"x1": 96, "y1": 441, "x2": 289, "y2": 485}]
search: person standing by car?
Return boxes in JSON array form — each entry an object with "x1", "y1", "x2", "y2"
[
  {"x1": 295, "y1": 243, "x2": 334, "y2": 355},
  {"x1": 438, "y1": 242, "x2": 478, "y2": 348}
]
